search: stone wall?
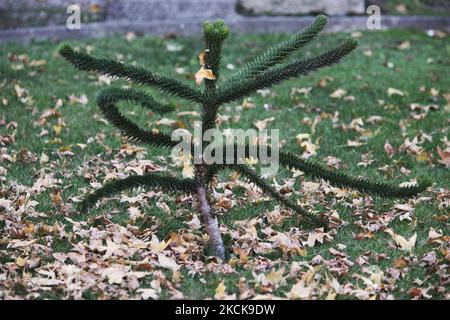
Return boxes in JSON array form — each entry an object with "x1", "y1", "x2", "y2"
[
  {"x1": 106, "y1": 0, "x2": 236, "y2": 21},
  {"x1": 0, "y1": 0, "x2": 107, "y2": 28},
  {"x1": 237, "y1": 0, "x2": 365, "y2": 16},
  {"x1": 0, "y1": 0, "x2": 368, "y2": 29}
]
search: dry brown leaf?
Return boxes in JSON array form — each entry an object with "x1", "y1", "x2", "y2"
[
  {"x1": 288, "y1": 281, "x2": 312, "y2": 299},
  {"x1": 265, "y1": 268, "x2": 285, "y2": 286},
  {"x1": 198, "y1": 50, "x2": 207, "y2": 66},
  {"x1": 195, "y1": 66, "x2": 216, "y2": 85},
  {"x1": 14, "y1": 84, "x2": 27, "y2": 98},
  {"x1": 254, "y1": 117, "x2": 275, "y2": 130},
  {"x1": 436, "y1": 147, "x2": 450, "y2": 167},
  {"x1": 347, "y1": 139, "x2": 364, "y2": 147},
  {"x1": 386, "y1": 229, "x2": 417, "y2": 252},
  {"x1": 157, "y1": 254, "x2": 180, "y2": 271},
  {"x1": 329, "y1": 88, "x2": 347, "y2": 99},
  {"x1": 397, "y1": 41, "x2": 410, "y2": 50},
  {"x1": 384, "y1": 141, "x2": 396, "y2": 157},
  {"x1": 396, "y1": 4, "x2": 408, "y2": 14},
  {"x1": 387, "y1": 88, "x2": 405, "y2": 97}
]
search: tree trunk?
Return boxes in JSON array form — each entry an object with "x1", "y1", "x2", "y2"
[{"x1": 196, "y1": 185, "x2": 225, "y2": 260}]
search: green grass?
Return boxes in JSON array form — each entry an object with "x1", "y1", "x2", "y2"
[
  {"x1": 0, "y1": 29, "x2": 449, "y2": 300},
  {"x1": 379, "y1": 0, "x2": 450, "y2": 16}
]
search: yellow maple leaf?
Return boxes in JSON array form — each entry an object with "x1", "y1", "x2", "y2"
[
  {"x1": 16, "y1": 257, "x2": 27, "y2": 267},
  {"x1": 265, "y1": 268, "x2": 285, "y2": 286},
  {"x1": 215, "y1": 281, "x2": 227, "y2": 300},
  {"x1": 53, "y1": 124, "x2": 63, "y2": 135},
  {"x1": 150, "y1": 235, "x2": 171, "y2": 253},
  {"x1": 22, "y1": 223, "x2": 35, "y2": 234}
]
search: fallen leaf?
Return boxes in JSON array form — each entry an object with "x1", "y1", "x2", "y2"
[
  {"x1": 397, "y1": 41, "x2": 410, "y2": 50},
  {"x1": 306, "y1": 229, "x2": 324, "y2": 247},
  {"x1": 138, "y1": 288, "x2": 159, "y2": 300},
  {"x1": 388, "y1": 88, "x2": 405, "y2": 97},
  {"x1": 396, "y1": 4, "x2": 408, "y2": 14},
  {"x1": 394, "y1": 257, "x2": 408, "y2": 269},
  {"x1": 329, "y1": 88, "x2": 347, "y2": 99},
  {"x1": 215, "y1": 281, "x2": 227, "y2": 300},
  {"x1": 195, "y1": 66, "x2": 216, "y2": 85},
  {"x1": 384, "y1": 141, "x2": 396, "y2": 157},
  {"x1": 157, "y1": 254, "x2": 180, "y2": 271},
  {"x1": 166, "y1": 42, "x2": 183, "y2": 52},
  {"x1": 386, "y1": 230, "x2": 417, "y2": 252},
  {"x1": 436, "y1": 147, "x2": 450, "y2": 167},
  {"x1": 16, "y1": 257, "x2": 27, "y2": 267},
  {"x1": 265, "y1": 268, "x2": 285, "y2": 286},
  {"x1": 288, "y1": 281, "x2": 312, "y2": 299},
  {"x1": 254, "y1": 117, "x2": 275, "y2": 130},
  {"x1": 347, "y1": 139, "x2": 364, "y2": 147},
  {"x1": 14, "y1": 84, "x2": 27, "y2": 98}
]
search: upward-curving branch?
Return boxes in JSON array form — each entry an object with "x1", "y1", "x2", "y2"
[
  {"x1": 96, "y1": 87, "x2": 177, "y2": 148},
  {"x1": 226, "y1": 14, "x2": 328, "y2": 83},
  {"x1": 213, "y1": 39, "x2": 358, "y2": 106}
]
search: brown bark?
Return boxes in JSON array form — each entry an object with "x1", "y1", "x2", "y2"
[
  {"x1": 195, "y1": 163, "x2": 225, "y2": 260},
  {"x1": 196, "y1": 186, "x2": 225, "y2": 260}
]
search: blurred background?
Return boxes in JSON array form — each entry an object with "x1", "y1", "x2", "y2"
[{"x1": 0, "y1": 0, "x2": 449, "y2": 41}]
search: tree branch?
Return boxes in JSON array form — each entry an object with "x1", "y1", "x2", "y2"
[
  {"x1": 226, "y1": 14, "x2": 328, "y2": 82},
  {"x1": 213, "y1": 39, "x2": 358, "y2": 105},
  {"x1": 58, "y1": 44, "x2": 204, "y2": 104},
  {"x1": 79, "y1": 174, "x2": 196, "y2": 213},
  {"x1": 96, "y1": 87, "x2": 177, "y2": 148}
]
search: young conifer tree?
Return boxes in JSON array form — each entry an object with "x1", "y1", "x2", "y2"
[{"x1": 58, "y1": 16, "x2": 430, "y2": 259}]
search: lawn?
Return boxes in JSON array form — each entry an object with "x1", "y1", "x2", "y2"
[
  {"x1": 0, "y1": 28, "x2": 449, "y2": 300},
  {"x1": 376, "y1": 0, "x2": 450, "y2": 16}
]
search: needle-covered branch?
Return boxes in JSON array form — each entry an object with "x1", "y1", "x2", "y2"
[
  {"x1": 213, "y1": 39, "x2": 358, "y2": 106},
  {"x1": 98, "y1": 86, "x2": 175, "y2": 114},
  {"x1": 202, "y1": 20, "x2": 230, "y2": 90},
  {"x1": 206, "y1": 144, "x2": 431, "y2": 198},
  {"x1": 58, "y1": 44, "x2": 204, "y2": 104},
  {"x1": 226, "y1": 14, "x2": 328, "y2": 83},
  {"x1": 209, "y1": 164, "x2": 324, "y2": 228},
  {"x1": 80, "y1": 174, "x2": 196, "y2": 213},
  {"x1": 200, "y1": 21, "x2": 230, "y2": 133},
  {"x1": 96, "y1": 87, "x2": 177, "y2": 148},
  {"x1": 279, "y1": 151, "x2": 432, "y2": 198}
]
